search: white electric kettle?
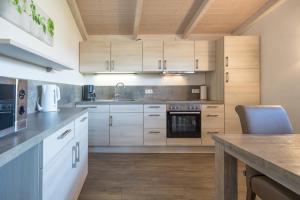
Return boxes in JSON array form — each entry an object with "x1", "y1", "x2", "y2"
[{"x1": 38, "y1": 84, "x2": 61, "y2": 112}]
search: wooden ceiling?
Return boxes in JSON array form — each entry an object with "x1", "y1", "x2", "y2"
[{"x1": 71, "y1": 0, "x2": 280, "y2": 39}]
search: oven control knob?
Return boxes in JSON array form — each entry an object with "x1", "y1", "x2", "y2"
[
  {"x1": 19, "y1": 89, "x2": 26, "y2": 99},
  {"x1": 19, "y1": 106, "x2": 26, "y2": 115}
]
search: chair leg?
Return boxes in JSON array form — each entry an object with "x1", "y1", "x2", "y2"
[{"x1": 246, "y1": 189, "x2": 256, "y2": 200}]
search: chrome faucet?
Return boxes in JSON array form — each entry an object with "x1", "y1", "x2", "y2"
[{"x1": 114, "y1": 82, "x2": 125, "y2": 100}]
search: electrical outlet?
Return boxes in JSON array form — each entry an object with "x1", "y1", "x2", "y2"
[
  {"x1": 145, "y1": 89, "x2": 153, "y2": 94},
  {"x1": 192, "y1": 89, "x2": 200, "y2": 94}
]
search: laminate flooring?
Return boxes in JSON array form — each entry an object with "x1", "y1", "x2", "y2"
[{"x1": 79, "y1": 153, "x2": 246, "y2": 200}]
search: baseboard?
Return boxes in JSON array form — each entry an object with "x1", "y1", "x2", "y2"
[{"x1": 89, "y1": 146, "x2": 215, "y2": 153}]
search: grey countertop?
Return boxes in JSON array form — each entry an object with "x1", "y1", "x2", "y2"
[
  {"x1": 75, "y1": 99, "x2": 224, "y2": 105},
  {"x1": 0, "y1": 108, "x2": 88, "y2": 168}
]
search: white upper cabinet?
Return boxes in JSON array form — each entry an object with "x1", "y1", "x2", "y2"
[
  {"x1": 111, "y1": 41, "x2": 143, "y2": 72},
  {"x1": 195, "y1": 41, "x2": 216, "y2": 71},
  {"x1": 80, "y1": 41, "x2": 111, "y2": 73},
  {"x1": 142, "y1": 41, "x2": 164, "y2": 72},
  {"x1": 163, "y1": 41, "x2": 195, "y2": 72}
]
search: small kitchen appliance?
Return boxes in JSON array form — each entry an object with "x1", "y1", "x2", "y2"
[
  {"x1": 0, "y1": 77, "x2": 28, "y2": 137},
  {"x1": 167, "y1": 102, "x2": 201, "y2": 138},
  {"x1": 200, "y1": 85, "x2": 208, "y2": 100},
  {"x1": 82, "y1": 85, "x2": 96, "y2": 101},
  {"x1": 38, "y1": 84, "x2": 61, "y2": 112}
]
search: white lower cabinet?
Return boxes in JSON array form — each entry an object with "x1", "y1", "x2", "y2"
[
  {"x1": 42, "y1": 113, "x2": 88, "y2": 200},
  {"x1": 144, "y1": 129, "x2": 166, "y2": 146}
]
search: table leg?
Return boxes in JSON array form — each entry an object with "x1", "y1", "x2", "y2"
[{"x1": 215, "y1": 142, "x2": 238, "y2": 200}]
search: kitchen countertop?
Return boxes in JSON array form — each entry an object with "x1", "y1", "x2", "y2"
[
  {"x1": 0, "y1": 108, "x2": 88, "y2": 168},
  {"x1": 76, "y1": 99, "x2": 224, "y2": 105}
]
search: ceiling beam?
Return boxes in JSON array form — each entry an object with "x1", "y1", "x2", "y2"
[
  {"x1": 133, "y1": 0, "x2": 144, "y2": 40},
  {"x1": 67, "y1": 0, "x2": 88, "y2": 41},
  {"x1": 182, "y1": 0, "x2": 215, "y2": 39},
  {"x1": 233, "y1": 0, "x2": 285, "y2": 35}
]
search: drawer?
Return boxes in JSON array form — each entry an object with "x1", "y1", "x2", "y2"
[
  {"x1": 43, "y1": 121, "x2": 75, "y2": 167},
  {"x1": 202, "y1": 112, "x2": 224, "y2": 129},
  {"x1": 144, "y1": 104, "x2": 166, "y2": 113},
  {"x1": 110, "y1": 105, "x2": 143, "y2": 113},
  {"x1": 201, "y1": 104, "x2": 224, "y2": 112},
  {"x1": 76, "y1": 105, "x2": 109, "y2": 113},
  {"x1": 144, "y1": 129, "x2": 166, "y2": 146},
  {"x1": 202, "y1": 129, "x2": 224, "y2": 146},
  {"x1": 144, "y1": 113, "x2": 166, "y2": 129}
]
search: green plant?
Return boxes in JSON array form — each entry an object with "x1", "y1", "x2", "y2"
[{"x1": 47, "y1": 18, "x2": 54, "y2": 37}]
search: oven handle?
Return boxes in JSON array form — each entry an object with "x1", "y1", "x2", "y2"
[{"x1": 169, "y1": 112, "x2": 200, "y2": 114}]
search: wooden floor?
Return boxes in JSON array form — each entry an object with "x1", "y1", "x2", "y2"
[{"x1": 79, "y1": 153, "x2": 246, "y2": 200}]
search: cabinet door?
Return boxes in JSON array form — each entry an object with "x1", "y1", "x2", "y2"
[
  {"x1": 224, "y1": 68, "x2": 260, "y2": 134},
  {"x1": 110, "y1": 113, "x2": 144, "y2": 146},
  {"x1": 143, "y1": 41, "x2": 163, "y2": 72},
  {"x1": 80, "y1": 41, "x2": 111, "y2": 73},
  {"x1": 43, "y1": 141, "x2": 76, "y2": 200},
  {"x1": 224, "y1": 36, "x2": 260, "y2": 69},
  {"x1": 195, "y1": 41, "x2": 216, "y2": 71},
  {"x1": 163, "y1": 41, "x2": 194, "y2": 72},
  {"x1": 111, "y1": 41, "x2": 142, "y2": 72},
  {"x1": 89, "y1": 112, "x2": 110, "y2": 146}
]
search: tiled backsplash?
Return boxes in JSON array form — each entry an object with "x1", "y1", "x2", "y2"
[
  {"x1": 27, "y1": 80, "x2": 81, "y2": 113},
  {"x1": 94, "y1": 85, "x2": 201, "y2": 101}
]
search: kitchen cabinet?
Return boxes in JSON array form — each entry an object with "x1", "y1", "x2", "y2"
[
  {"x1": 201, "y1": 104, "x2": 224, "y2": 146},
  {"x1": 216, "y1": 36, "x2": 260, "y2": 134},
  {"x1": 111, "y1": 41, "x2": 143, "y2": 72},
  {"x1": 163, "y1": 41, "x2": 194, "y2": 72},
  {"x1": 80, "y1": 41, "x2": 111, "y2": 73},
  {"x1": 42, "y1": 113, "x2": 88, "y2": 200},
  {"x1": 195, "y1": 41, "x2": 216, "y2": 71},
  {"x1": 142, "y1": 41, "x2": 164, "y2": 72},
  {"x1": 110, "y1": 105, "x2": 143, "y2": 146},
  {"x1": 76, "y1": 105, "x2": 110, "y2": 146}
]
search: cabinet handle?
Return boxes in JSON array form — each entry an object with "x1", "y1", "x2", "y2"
[
  {"x1": 109, "y1": 116, "x2": 113, "y2": 126},
  {"x1": 226, "y1": 72, "x2": 229, "y2": 83},
  {"x1": 80, "y1": 117, "x2": 87, "y2": 122},
  {"x1": 149, "y1": 131, "x2": 161, "y2": 134},
  {"x1": 75, "y1": 142, "x2": 80, "y2": 163},
  {"x1": 106, "y1": 60, "x2": 110, "y2": 71},
  {"x1": 163, "y1": 60, "x2": 167, "y2": 70},
  {"x1": 206, "y1": 106, "x2": 219, "y2": 109},
  {"x1": 196, "y1": 59, "x2": 199, "y2": 69},
  {"x1": 57, "y1": 129, "x2": 72, "y2": 140},
  {"x1": 111, "y1": 60, "x2": 115, "y2": 71},
  {"x1": 225, "y1": 56, "x2": 229, "y2": 67},
  {"x1": 149, "y1": 106, "x2": 160, "y2": 108},
  {"x1": 149, "y1": 114, "x2": 160, "y2": 117},
  {"x1": 207, "y1": 114, "x2": 219, "y2": 117},
  {"x1": 158, "y1": 60, "x2": 162, "y2": 70},
  {"x1": 207, "y1": 131, "x2": 219, "y2": 134},
  {"x1": 72, "y1": 146, "x2": 77, "y2": 168}
]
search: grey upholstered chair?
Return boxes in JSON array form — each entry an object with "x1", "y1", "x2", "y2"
[{"x1": 235, "y1": 105, "x2": 300, "y2": 200}]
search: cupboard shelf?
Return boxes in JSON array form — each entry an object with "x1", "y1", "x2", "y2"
[{"x1": 0, "y1": 39, "x2": 73, "y2": 71}]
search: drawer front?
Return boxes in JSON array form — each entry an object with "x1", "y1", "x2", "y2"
[
  {"x1": 110, "y1": 105, "x2": 143, "y2": 113},
  {"x1": 202, "y1": 129, "x2": 224, "y2": 146},
  {"x1": 144, "y1": 104, "x2": 166, "y2": 113},
  {"x1": 144, "y1": 129, "x2": 166, "y2": 146},
  {"x1": 202, "y1": 112, "x2": 224, "y2": 129},
  {"x1": 144, "y1": 113, "x2": 166, "y2": 128},
  {"x1": 201, "y1": 104, "x2": 224, "y2": 112},
  {"x1": 76, "y1": 105, "x2": 109, "y2": 113},
  {"x1": 43, "y1": 122, "x2": 75, "y2": 167}
]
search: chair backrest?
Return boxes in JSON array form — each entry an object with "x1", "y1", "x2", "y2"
[{"x1": 235, "y1": 105, "x2": 293, "y2": 134}]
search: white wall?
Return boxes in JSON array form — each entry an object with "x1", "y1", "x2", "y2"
[
  {"x1": 244, "y1": 0, "x2": 300, "y2": 131},
  {"x1": 84, "y1": 73, "x2": 206, "y2": 86},
  {"x1": 0, "y1": 0, "x2": 84, "y2": 85}
]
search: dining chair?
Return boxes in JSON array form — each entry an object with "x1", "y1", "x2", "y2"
[{"x1": 235, "y1": 105, "x2": 300, "y2": 200}]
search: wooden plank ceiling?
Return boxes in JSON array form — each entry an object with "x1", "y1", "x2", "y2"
[{"x1": 75, "y1": 0, "x2": 276, "y2": 36}]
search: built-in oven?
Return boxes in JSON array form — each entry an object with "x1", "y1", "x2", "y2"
[
  {"x1": 0, "y1": 77, "x2": 28, "y2": 138},
  {"x1": 167, "y1": 103, "x2": 201, "y2": 138}
]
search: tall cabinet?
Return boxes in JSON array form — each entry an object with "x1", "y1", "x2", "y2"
[{"x1": 211, "y1": 36, "x2": 260, "y2": 134}]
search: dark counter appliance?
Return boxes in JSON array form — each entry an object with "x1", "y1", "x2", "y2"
[
  {"x1": 0, "y1": 77, "x2": 27, "y2": 138},
  {"x1": 82, "y1": 85, "x2": 96, "y2": 101}
]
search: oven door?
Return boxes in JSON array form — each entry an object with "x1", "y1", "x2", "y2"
[
  {"x1": 0, "y1": 101, "x2": 15, "y2": 137},
  {"x1": 167, "y1": 111, "x2": 201, "y2": 138}
]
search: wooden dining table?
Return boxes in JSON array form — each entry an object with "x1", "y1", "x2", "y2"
[{"x1": 212, "y1": 134, "x2": 300, "y2": 200}]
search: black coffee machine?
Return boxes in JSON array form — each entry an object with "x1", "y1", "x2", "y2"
[{"x1": 82, "y1": 85, "x2": 96, "y2": 101}]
